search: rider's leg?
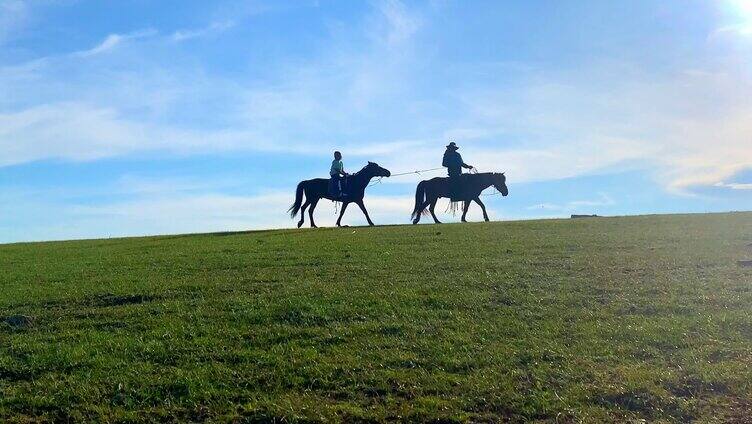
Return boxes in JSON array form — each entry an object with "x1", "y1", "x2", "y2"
[
  {"x1": 309, "y1": 199, "x2": 320, "y2": 228},
  {"x1": 448, "y1": 173, "x2": 461, "y2": 200},
  {"x1": 328, "y1": 177, "x2": 336, "y2": 197},
  {"x1": 461, "y1": 201, "x2": 471, "y2": 222},
  {"x1": 356, "y1": 200, "x2": 375, "y2": 226},
  {"x1": 336, "y1": 201, "x2": 350, "y2": 227},
  {"x1": 475, "y1": 197, "x2": 490, "y2": 222}
]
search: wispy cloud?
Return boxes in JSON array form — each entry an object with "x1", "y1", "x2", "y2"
[
  {"x1": 714, "y1": 24, "x2": 752, "y2": 37},
  {"x1": 0, "y1": 190, "x2": 421, "y2": 242},
  {"x1": 170, "y1": 21, "x2": 235, "y2": 42},
  {"x1": 527, "y1": 193, "x2": 615, "y2": 212},
  {"x1": 714, "y1": 181, "x2": 752, "y2": 190},
  {"x1": 73, "y1": 29, "x2": 157, "y2": 57},
  {"x1": 373, "y1": 0, "x2": 421, "y2": 46}
]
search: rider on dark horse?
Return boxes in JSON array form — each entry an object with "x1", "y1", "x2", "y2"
[
  {"x1": 329, "y1": 151, "x2": 347, "y2": 199},
  {"x1": 442, "y1": 142, "x2": 474, "y2": 199}
]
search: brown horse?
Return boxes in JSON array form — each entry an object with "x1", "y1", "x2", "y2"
[
  {"x1": 289, "y1": 162, "x2": 391, "y2": 228},
  {"x1": 411, "y1": 173, "x2": 508, "y2": 224}
]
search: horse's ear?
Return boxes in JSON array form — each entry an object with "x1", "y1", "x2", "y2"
[
  {"x1": 368, "y1": 161, "x2": 374, "y2": 165},
  {"x1": 501, "y1": 172, "x2": 505, "y2": 176}
]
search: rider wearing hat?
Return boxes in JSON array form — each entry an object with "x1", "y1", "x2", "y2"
[
  {"x1": 442, "y1": 142, "x2": 473, "y2": 200},
  {"x1": 442, "y1": 142, "x2": 473, "y2": 178}
]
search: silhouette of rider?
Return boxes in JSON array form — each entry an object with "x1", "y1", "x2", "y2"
[
  {"x1": 330, "y1": 151, "x2": 347, "y2": 198},
  {"x1": 442, "y1": 142, "x2": 473, "y2": 199},
  {"x1": 442, "y1": 142, "x2": 473, "y2": 177}
]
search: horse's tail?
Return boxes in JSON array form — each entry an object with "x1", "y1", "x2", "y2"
[
  {"x1": 411, "y1": 181, "x2": 428, "y2": 221},
  {"x1": 288, "y1": 181, "x2": 305, "y2": 218}
]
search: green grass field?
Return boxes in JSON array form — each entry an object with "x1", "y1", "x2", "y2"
[{"x1": 2, "y1": 213, "x2": 752, "y2": 422}]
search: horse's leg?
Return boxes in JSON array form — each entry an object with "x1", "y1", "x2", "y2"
[
  {"x1": 356, "y1": 200, "x2": 375, "y2": 226},
  {"x1": 412, "y1": 200, "x2": 430, "y2": 224},
  {"x1": 461, "y1": 201, "x2": 471, "y2": 223},
  {"x1": 475, "y1": 197, "x2": 490, "y2": 222},
  {"x1": 336, "y1": 201, "x2": 350, "y2": 227},
  {"x1": 298, "y1": 200, "x2": 310, "y2": 228},
  {"x1": 308, "y1": 198, "x2": 320, "y2": 228},
  {"x1": 429, "y1": 198, "x2": 441, "y2": 224}
]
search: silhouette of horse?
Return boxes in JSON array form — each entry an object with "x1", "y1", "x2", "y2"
[
  {"x1": 289, "y1": 162, "x2": 391, "y2": 228},
  {"x1": 411, "y1": 173, "x2": 508, "y2": 224}
]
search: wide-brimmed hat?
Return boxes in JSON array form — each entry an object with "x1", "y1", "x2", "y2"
[{"x1": 446, "y1": 142, "x2": 459, "y2": 150}]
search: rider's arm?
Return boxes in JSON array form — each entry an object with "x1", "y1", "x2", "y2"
[{"x1": 462, "y1": 162, "x2": 473, "y2": 169}]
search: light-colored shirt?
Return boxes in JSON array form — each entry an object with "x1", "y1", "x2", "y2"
[{"x1": 330, "y1": 159, "x2": 344, "y2": 177}]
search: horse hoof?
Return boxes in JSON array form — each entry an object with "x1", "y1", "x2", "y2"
[
  {"x1": 412, "y1": 220, "x2": 419, "y2": 225},
  {"x1": 297, "y1": 222, "x2": 303, "y2": 228}
]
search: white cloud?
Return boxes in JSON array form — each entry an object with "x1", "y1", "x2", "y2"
[
  {"x1": 73, "y1": 29, "x2": 157, "y2": 57},
  {"x1": 0, "y1": 190, "x2": 427, "y2": 242},
  {"x1": 0, "y1": 101, "x2": 298, "y2": 167},
  {"x1": 712, "y1": 1, "x2": 752, "y2": 39},
  {"x1": 527, "y1": 203, "x2": 563, "y2": 211},
  {"x1": 76, "y1": 34, "x2": 123, "y2": 57},
  {"x1": 714, "y1": 181, "x2": 752, "y2": 190},
  {"x1": 170, "y1": 21, "x2": 235, "y2": 42},
  {"x1": 374, "y1": 0, "x2": 421, "y2": 46},
  {"x1": 714, "y1": 24, "x2": 752, "y2": 37},
  {"x1": 527, "y1": 193, "x2": 615, "y2": 212},
  {"x1": 445, "y1": 63, "x2": 752, "y2": 193}
]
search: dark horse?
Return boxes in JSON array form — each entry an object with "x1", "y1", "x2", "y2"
[
  {"x1": 411, "y1": 173, "x2": 508, "y2": 224},
  {"x1": 289, "y1": 162, "x2": 391, "y2": 228}
]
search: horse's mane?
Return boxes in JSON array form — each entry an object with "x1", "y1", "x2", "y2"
[{"x1": 352, "y1": 163, "x2": 374, "y2": 176}]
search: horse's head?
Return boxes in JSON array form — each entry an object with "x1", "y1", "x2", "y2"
[
  {"x1": 367, "y1": 161, "x2": 391, "y2": 178},
  {"x1": 493, "y1": 172, "x2": 509, "y2": 196}
]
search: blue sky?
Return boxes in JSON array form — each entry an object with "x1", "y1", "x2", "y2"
[{"x1": 1, "y1": 0, "x2": 751, "y2": 242}]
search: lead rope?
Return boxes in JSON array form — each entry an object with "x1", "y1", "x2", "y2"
[
  {"x1": 367, "y1": 167, "x2": 445, "y2": 188},
  {"x1": 389, "y1": 167, "x2": 444, "y2": 177}
]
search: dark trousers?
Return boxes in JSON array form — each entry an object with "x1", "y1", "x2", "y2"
[
  {"x1": 329, "y1": 175, "x2": 345, "y2": 197},
  {"x1": 448, "y1": 170, "x2": 462, "y2": 199}
]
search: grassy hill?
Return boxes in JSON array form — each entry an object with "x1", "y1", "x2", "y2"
[{"x1": 2, "y1": 213, "x2": 752, "y2": 422}]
